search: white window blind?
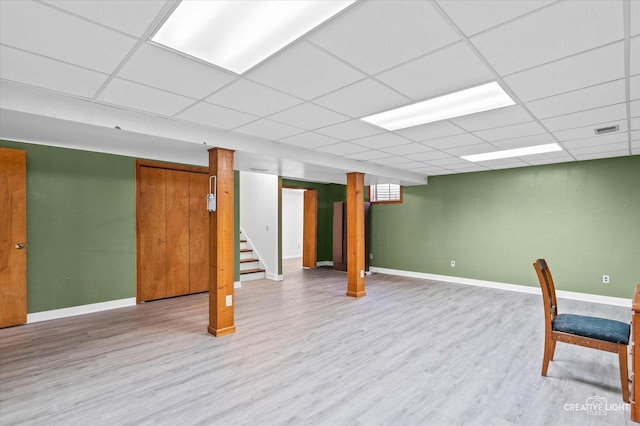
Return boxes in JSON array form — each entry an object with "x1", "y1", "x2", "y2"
[{"x1": 370, "y1": 184, "x2": 401, "y2": 202}]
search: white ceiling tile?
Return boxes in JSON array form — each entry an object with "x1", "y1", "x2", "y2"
[
  {"x1": 443, "y1": 143, "x2": 496, "y2": 157},
  {"x1": 485, "y1": 161, "x2": 529, "y2": 170},
  {"x1": 524, "y1": 151, "x2": 574, "y2": 165},
  {"x1": 395, "y1": 160, "x2": 430, "y2": 169},
  {"x1": 314, "y1": 120, "x2": 384, "y2": 140},
  {"x1": 471, "y1": 0, "x2": 623, "y2": 76},
  {"x1": 345, "y1": 150, "x2": 392, "y2": 161},
  {"x1": 562, "y1": 132, "x2": 629, "y2": 150},
  {"x1": 633, "y1": 2, "x2": 640, "y2": 37},
  {"x1": 313, "y1": 79, "x2": 409, "y2": 118},
  {"x1": 410, "y1": 151, "x2": 454, "y2": 161},
  {"x1": 175, "y1": 102, "x2": 257, "y2": 130},
  {"x1": 430, "y1": 157, "x2": 477, "y2": 166},
  {"x1": 553, "y1": 120, "x2": 627, "y2": 141},
  {"x1": 309, "y1": 0, "x2": 459, "y2": 74},
  {"x1": 491, "y1": 133, "x2": 557, "y2": 150},
  {"x1": 632, "y1": 100, "x2": 640, "y2": 118},
  {"x1": 473, "y1": 121, "x2": 546, "y2": 142},
  {"x1": 409, "y1": 165, "x2": 450, "y2": 174},
  {"x1": 246, "y1": 42, "x2": 365, "y2": 100},
  {"x1": 422, "y1": 133, "x2": 485, "y2": 150},
  {"x1": 525, "y1": 79, "x2": 626, "y2": 119},
  {"x1": 351, "y1": 133, "x2": 409, "y2": 149},
  {"x1": 375, "y1": 42, "x2": 495, "y2": 101},
  {"x1": 206, "y1": 79, "x2": 302, "y2": 117},
  {"x1": 279, "y1": 132, "x2": 341, "y2": 149},
  {"x1": 632, "y1": 36, "x2": 640, "y2": 75},
  {"x1": 43, "y1": 0, "x2": 168, "y2": 37},
  {"x1": 97, "y1": 78, "x2": 195, "y2": 116},
  {"x1": 233, "y1": 119, "x2": 304, "y2": 141},
  {"x1": 436, "y1": 0, "x2": 555, "y2": 36},
  {"x1": 570, "y1": 145, "x2": 630, "y2": 160},
  {"x1": 504, "y1": 42, "x2": 625, "y2": 102},
  {"x1": 632, "y1": 75, "x2": 640, "y2": 100},
  {"x1": 630, "y1": 116, "x2": 640, "y2": 130},
  {"x1": 0, "y1": 0, "x2": 136, "y2": 73},
  {"x1": 118, "y1": 44, "x2": 237, "y2": 99},
  {"x1": 370, "y1": 156, "x2": 417, "y2": 166},
  {"x1": 541, "y1": 103, "x2": 627, "y2": 132},
  {"x1": 379, "y1": 143, "x2": 433, "y2": 156},
  {"x1": 269, "y1": 103, "x2": 349, "y2": 131},
  {"x1": 0, "y1": 46, "x2": 107, "y2": 98},
  {"x1": 450, "y1": 105, "x2": 533, "y2": 131},
  {"x1": 315, "y1": 142, "x2": 367, "y2": 155},
  {"x1": 394, "y1": 120, "x2": 466, "y2": 142}
]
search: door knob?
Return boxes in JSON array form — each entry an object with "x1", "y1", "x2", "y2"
[{"x1": 15, "y1": 243, "x2": 25, "y2": 249}]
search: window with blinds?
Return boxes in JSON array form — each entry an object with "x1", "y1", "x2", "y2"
[{"x1": 369, "y1": 183, "x2": 402, "y2": 204}]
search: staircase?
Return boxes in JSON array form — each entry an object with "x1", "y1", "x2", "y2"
[{"x1": 240, "y1": 233, "x2": 266, "y2": 282}]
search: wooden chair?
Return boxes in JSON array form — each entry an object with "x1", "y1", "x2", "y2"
[{"x1": 533, "y1": 258, "x2": 630, "y2": 402}]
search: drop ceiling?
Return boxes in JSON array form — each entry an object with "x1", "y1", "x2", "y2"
[{"x1": 0, "y1": 0, "x2": 638, "y2": 186}]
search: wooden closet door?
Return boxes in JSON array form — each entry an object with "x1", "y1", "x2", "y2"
[
  {"x1": 165, "y1": 170, "x2": 190, "y2": 297},
  {"x1": 138, "y1": 167, "x2": 167, "y2": 302},
  {"x1": 189, "y1": 173, "x2": 209, "y2": 293},
  {"x1": 0, "y1": 148, "x2": 27, "y2": 328}
]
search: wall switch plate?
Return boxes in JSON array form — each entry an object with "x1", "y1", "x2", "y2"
[
  {"x1": 226, "y1": 295, "x2": 233, "y2": 306},
  {"x1": 603, "y1": 275, "x2": 610, "y2": 284},
  {"x1": 360, "y1": 270, "x2": 364, "y2": 278},
  {"x1": 369, "y1": 253, "x2": 373, "y2": 259},
  {"x1": 451, "y1": 260, "x2": 456, "y2": 267}
]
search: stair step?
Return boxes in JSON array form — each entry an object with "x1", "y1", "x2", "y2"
[
  {"x1": 240, "y1": 258, "x2": 259, "y2": 263},
  {"x1": 240, "y1": 268, "x2": 265, "y2": 275},
  {"x1": 240, "y1": 248, "x2": 252, "y2": 253}
]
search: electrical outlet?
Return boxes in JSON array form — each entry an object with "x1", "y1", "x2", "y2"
[
  {"x1": 450, "y1": 260, "x2": 456, "y2": 267},
  {"x1": 603, "y1": 275, "x2": 610, "y2": 284},
  {"x1": 226, "y1": 295, "x2": 233, "y2": 306}
]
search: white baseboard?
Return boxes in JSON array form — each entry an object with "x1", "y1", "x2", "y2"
[
  {"x1": 234, "y1": 281, "x2": 241, "y2": 289},
  {"x1": 316, "y1": 261, "x2": 333, "y2": 267},
  {"x1": 369, "y1": 267, "x2": 632, "y2": 308},
  {"x1": 267, "y1": 273, "x2": 284, "y2": 281},
  {"x1": 27, "y1": 297, "x2": 137, "y2": 324}
]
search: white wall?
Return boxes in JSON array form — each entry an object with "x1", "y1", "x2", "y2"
[
  {"x1": 282, "y1": 189, "x2": 304, "y2": 259},
  {"x1": 239, "y1": 171, "x2": 279, "y2": 279}
]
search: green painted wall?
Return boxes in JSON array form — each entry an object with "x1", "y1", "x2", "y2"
[
  {"x1": 370, "y1": 156, "x2": 640, "y2": 298},
  {"x1": 1, "y1": 140, "x2": 136, "y2": 312},
  {"x1": 281, "y1": 179, "x2": 346, "y2": 261}
]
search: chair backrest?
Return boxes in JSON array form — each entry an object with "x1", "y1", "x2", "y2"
[{"x1": 533, "y1": 258, "x2": 558, "y2": 324}]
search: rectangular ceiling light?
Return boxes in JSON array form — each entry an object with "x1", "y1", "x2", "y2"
[
  {"x1": 461, "y1": 143, "x2": 563, "y2": 162},
  {"x1": 361, "y1": 82, "x2": 515, "y2": 131},
  {"x1": 152, "y1": 0, "x2": 355, "y2": 74}
]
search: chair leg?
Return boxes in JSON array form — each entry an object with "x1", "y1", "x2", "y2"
[
  {"x1": 542, "y1": 334, "x2": 552, "y2": 376},
  {"x1": 619, "y1": 345, "x2": 629, "y2": 403},
  {"x1": 549, "y1": 339, "x2": 556, "y2": 361}
]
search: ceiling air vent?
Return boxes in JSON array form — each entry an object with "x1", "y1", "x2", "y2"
[{"x1": 593, "y1": 125, "x2": 619, "y2": 135}]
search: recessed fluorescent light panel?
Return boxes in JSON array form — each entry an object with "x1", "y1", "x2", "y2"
[
  {"x1": 461, "y1": 143, "x2": 563, "y2": 162},
  {"x1": 361, "y1": 82, "x2": 515, "y2": 131},
  {"x1": 152, "y1": 0, "x2": 355, "y2": 74}
]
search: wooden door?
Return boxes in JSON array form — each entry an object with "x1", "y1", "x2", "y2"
[
  {"x1": 0, "y1": 148, "x2": 27, "y2": 328},
  {"x1": 137, "y1": 166, "x2": 167, "y2": 302},
  {"x1": 302, "y1": 189, "x2": 317, "y2": 268},
  {"x1": 189, "y1": 172, "x2": 209, "y2": 293},
  {"x1": 165, "y1": 170, "x2": 190, "y2": 297}
]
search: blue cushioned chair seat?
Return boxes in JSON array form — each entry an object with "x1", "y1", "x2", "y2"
[{"x1": 553, "y1": 313, "x2": 630, "y2": 345}]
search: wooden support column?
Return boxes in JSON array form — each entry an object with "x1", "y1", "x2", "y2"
[
  {"x1": 302, "y1": 189, "x2": 317, "y2": 268},
  {"x1": 208, "y1": 148, "x2": 236, "y2": 337},
  {"x1": 346, "y1": 172, "x2": 366, "y2": 298}
]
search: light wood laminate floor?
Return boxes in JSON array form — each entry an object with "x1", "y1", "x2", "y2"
[{"x1": 0, "y1": 259, "x2": 634, "y2": 425}]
